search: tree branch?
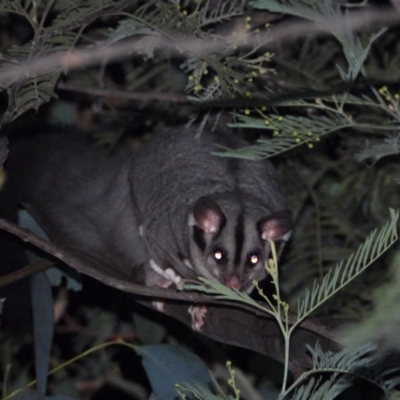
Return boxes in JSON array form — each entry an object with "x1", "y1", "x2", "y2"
[
  {"x1": 0, "y1": 217, "x2": 346, "y2": 369},
  {"x1": 0, "y1": 218, "x2": 207, "y2": 301}
]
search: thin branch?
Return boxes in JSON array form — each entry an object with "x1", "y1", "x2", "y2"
[
  {"x1": 0, "y1": 217, "x2": 345, "y2": 347},
  {"x1": 0, "y1": 218, "x2": 209, "y2": 302},
  {"x1": 0, "y1": 259, "x2": 53, "y2": 286},
  {"x1": 0, "y1": 218, "x2": 277, "y2": 315},
  {"x1": 0, "y1": 7, "x2": 398, "y2": 91},
  {"x1": 36, "y1": 0, "x2": 56, "y2": 41},
  {"x1": 57, "y1": 82, "x2": 189, "y2": 103}
]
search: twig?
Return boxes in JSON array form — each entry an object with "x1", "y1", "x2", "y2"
[
  {"x1": 0, "y1": 8, "x2": 398, "y2": 90},
  {"x1": 57, "y1": 82, "x2": 189, "y2": 103},
  {"x1": 0, "y1": 259, "x2": 53, "y2": 286}
]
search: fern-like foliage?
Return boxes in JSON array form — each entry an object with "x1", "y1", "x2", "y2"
[
  {"x1": 296, "y1": 208, "x2": 399, "y2": 324},
  {"x1": 0, "y1": 0, "x2": 38, "y2": 28},
  {"x1": 355, "y1": 135, "x2": 400, "y2": 163},
  {"x1": 292, "y1": 375, "x2": 352, "y2": 400},
  {"x1": 3, "y1": 29, "x2": 78, "y2": 122},
  {"x1": 198, "y1": 0, "x2": 246, "y2": 27},
  {"x1": 184, "y1": 210, "x2": 400, "y2": 399},
  {"x1": 183, "y1": 277, "x2": 268, "y2": 312},
  {"x1": 213, "y1": 111, "x2": 351, "y2": 159},
  {"x1": 341, "y1": 249, "x2": 400, "y2": 350},
  {"x1": 214, "y1": 0, "x2": 390, "y2": 162},
  {"x1": 51, "y1": 0, "x2": 116, "y2": 29},
  {"x1": 250, "y1": 0, "x2": 386, "y2": 82},
  {"x1": 290, "y1": 342, "x2": 400, "y2": 400},
  {"x1": 338, "y1": 28, "x2": 387, "y2": 82},
  {"x1": 250, "y1": 0, "x2": 340, "y2": 25},
  {"x1": 104, "y1": 0, "x2": 254, "y2": 100},
  {"x1": 0, "y1": 0, "x2": 119, "y2": 124},
  {"x1": 0, "y1": 0, "x2": 274, "y2": 123}
]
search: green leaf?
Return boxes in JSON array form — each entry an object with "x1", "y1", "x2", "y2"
[
  {"x1": 250, "y1": 0, "x2": 340, "y2": 26},
  {"x1": 296, "y1": 209, "x2": 399, "y2": 324},
  {"x1": 213, "y1": 112, "x2": 351, "y2": 160},
  {"x1": 18, "y1": 210, "x2": 82, "y2": 292},
  {"x1": 136, "y1": 344, "x2": 216, "y2": 400},
  {"x1": 183, "y1": 277, "x2": 266, "y2": 311}
]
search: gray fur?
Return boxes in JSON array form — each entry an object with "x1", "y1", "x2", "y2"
[
  {"x1": 3, "y1": 126, "x2": 291, "y2": 292},
  {"x1": 131, "y1": 127, "x2": 291, "y2": 291},
  {"x1": 3, "y1": 131, "x2": 149, "y2": 279}
]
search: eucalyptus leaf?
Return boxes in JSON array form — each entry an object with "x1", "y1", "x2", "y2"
[{"x1": 137, "y1": 344, "x2": 216, "y2": 400}]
